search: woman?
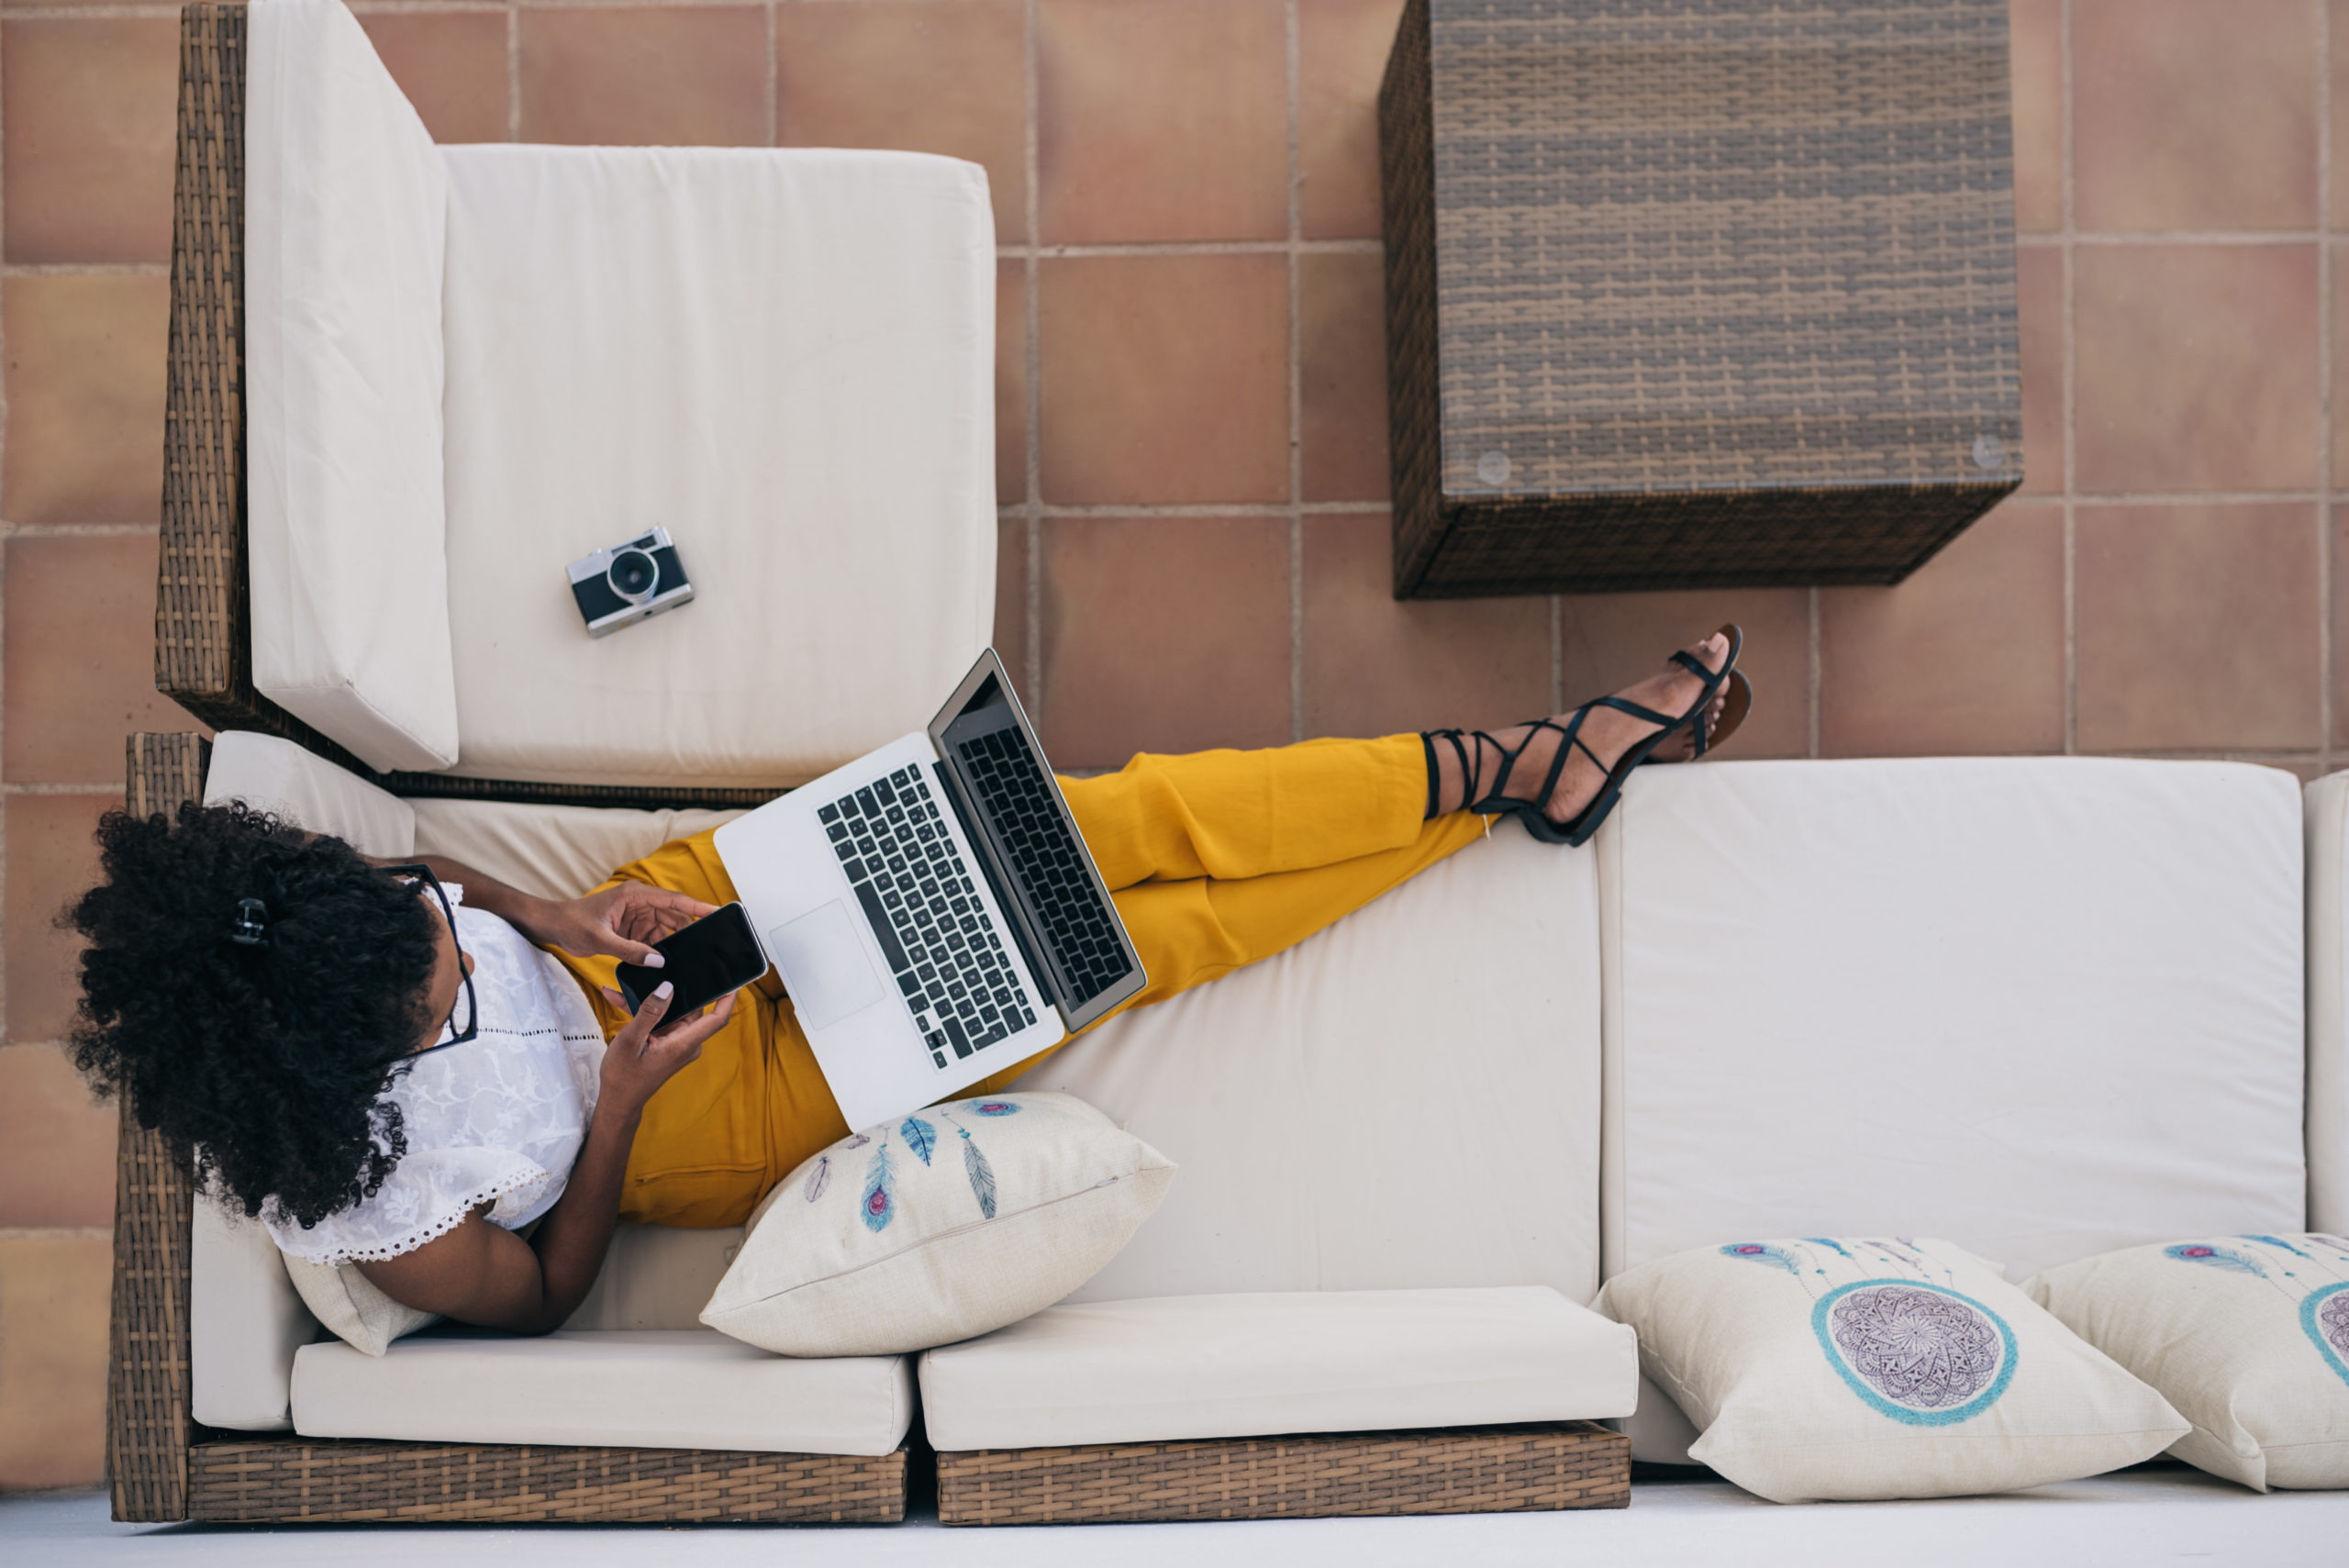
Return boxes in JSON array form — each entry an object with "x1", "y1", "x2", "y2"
[{"x1": 68, "y1": 631, "x2": 1744, "y2": 1330}]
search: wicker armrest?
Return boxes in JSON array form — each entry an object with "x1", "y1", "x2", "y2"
[{"x1": 108, "y1": 733, "x2": 212, "y2": 1522}]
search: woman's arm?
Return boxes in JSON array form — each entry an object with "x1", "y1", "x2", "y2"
[
  {"x1": 369, "y1": 852, "x2": 715, "y2": 967},
  {"x1": 352, "y1": 983, "x2": 734, "y2": 1329}
]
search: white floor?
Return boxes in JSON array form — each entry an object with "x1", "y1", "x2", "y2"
[{"x1": 6, "y1": 1469, "x2": 2347, "y2": 1568}]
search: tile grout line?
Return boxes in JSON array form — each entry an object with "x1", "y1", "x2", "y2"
[
  {"x1": 999, "y1": 501, "x2": 1392, "y2": 518},
  {"x1": 1, "y1": 783, "x2": 134, "y2": 796},
  {"x1": 1286, "y1": 0, "x2": 1304, "y2": 744},
  {"x1": 2322, "y1": 0, "x2": 2336, "y2": 778},
  {"x1": 507, "y1": 1, "x2": 522, "y2": 141},
  {"x1": 2060, "y1": 0, "x2": 2077, "y2": 757},
  {"x1": 0, "y1": 1227, "x2": 115, "y2": 1242},
  {"x1": 1549, "y1": 596, "x2": 1564, "y2": 712},
  {"x1": 1008, "y1": 239, "x2": 1382, "y2": 257},
  {"x1": 1023, "y1": 0, "x2": 1042, "y2": 709},
  {"x1": 1806, "y1": 587, "x2": 1820, "y2": 757},
  {"x1": 0, "y1": 523, "x2": 160, "y2": 537}
]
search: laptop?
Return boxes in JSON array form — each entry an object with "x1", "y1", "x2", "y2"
[{"x1": 714, "y1": 650, "x2": 1148, "y2": 1131}]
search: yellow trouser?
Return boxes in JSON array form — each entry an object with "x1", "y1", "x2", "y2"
[{"x1": 548, "y1": 734, "x2": 1488, "y2": 1227}]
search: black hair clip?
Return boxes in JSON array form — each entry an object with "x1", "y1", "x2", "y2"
[{"x1": 228, "y1": 896, "x2": 271, "y2": 947}]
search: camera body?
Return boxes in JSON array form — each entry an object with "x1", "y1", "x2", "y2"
[{"x1": 566, "y1": 528, "x2": 695, "y2": 637}]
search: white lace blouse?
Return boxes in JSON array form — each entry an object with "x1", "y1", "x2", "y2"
[{"x1": 263, "y1": 889, "x2": 608, "y2": 1266}]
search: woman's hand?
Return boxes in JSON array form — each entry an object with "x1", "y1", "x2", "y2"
[
  {"x1": 529, "y1": 883, "x2": 718, "y2": 966},
  {"x1": 595, "y1": 982, "x2": 736, "y2": 1115}
]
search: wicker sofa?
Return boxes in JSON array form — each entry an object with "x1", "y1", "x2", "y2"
[{"x1": 106, "y1": 0, "x2": 2349, "y2": 1542}]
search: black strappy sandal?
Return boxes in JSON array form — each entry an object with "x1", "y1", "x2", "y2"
[{"x1": 1425, "y1": 625, "x2": 1750, "y2": 848}]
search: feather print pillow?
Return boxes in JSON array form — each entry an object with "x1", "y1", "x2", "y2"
[
  {"x1": 701, "y1": 1091, "x2": 1174, "y2": 1357},
  {"x1": 2025, "y1": 1233, "x2": 2349, "y2": 1491}
]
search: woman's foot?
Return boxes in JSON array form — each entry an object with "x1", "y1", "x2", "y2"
[{"x1": 1428, "y1": 632, "x2": 1733, "y2": 828}]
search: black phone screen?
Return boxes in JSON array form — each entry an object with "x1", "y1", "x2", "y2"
[{"x1": 615, "y1": 902, "x2": 766, "y2": 1018}]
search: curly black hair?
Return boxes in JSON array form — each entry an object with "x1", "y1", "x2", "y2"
[{"x1": 66, "y1": 800, "x2": 441, "y2": 1229}]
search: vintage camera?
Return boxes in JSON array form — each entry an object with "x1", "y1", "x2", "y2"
[{"x1": 566, "y1": 528, "x2": 695, "y2": 637}]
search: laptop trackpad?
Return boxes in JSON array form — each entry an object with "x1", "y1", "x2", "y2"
[{"x1": 767, "y1": 902, "x2": 887, "y2": 1033}]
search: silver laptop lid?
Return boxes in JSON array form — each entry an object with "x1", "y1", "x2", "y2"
[{"x1": 926, "y1": 650, "x2": 1149, "y2": 1033}]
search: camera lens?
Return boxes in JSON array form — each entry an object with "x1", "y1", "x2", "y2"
[{"x1": 607, "y1": 549, "x2": 660, "y2": 605}]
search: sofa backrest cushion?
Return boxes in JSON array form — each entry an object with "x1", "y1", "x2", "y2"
[
  {"x1": 410, "y1": 798, "x2": 745, "y2": 902},
  {"x1": 1016, "y1": 825, "x2": 1604, "y2": 1304},
  {"x1": 1600, "y1": 757, "x2": 2306, "y2": 1285},
  {"x1": 2306, "y1": 771, "x2": 2349, "y2": 1232},
  {"x1": 245, "y1": 0, "x2": 459, "y2": 773},
  {"x1": 437, "y1": 145, "x2": 997, "y2": 789}
]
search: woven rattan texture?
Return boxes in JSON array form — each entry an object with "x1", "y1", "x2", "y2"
[
  {"x1": 1380, "y1": 0, "x2": 2021, "y2": 595},
  {"x1": 935, "y1": 1421, "x2": 1628, "y2": 1525},
  {"x1": 157, "y1": 6, "x2": 261, "y2": 736},
  {"x1": 186, "y1": 1442, "x2": 907, "y2": 1524},
  {"x1": 109, "y1": 735, "x2": 211, "y2": 1522}
]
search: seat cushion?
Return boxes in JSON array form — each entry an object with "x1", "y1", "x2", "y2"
[
  {"x1": 438, "y1": 144, "x2": 996, "y2": 788},
  {"x1": 292, "y1": 1328, "x2": 911, "y2": 1455},
  {"x1": 1013, "y1": 824, "x2": 1603, "y2": 1307},
  {"x1": 245, "y1": 0, "x2": 458, "y2": 772},
  {"x1": 918, "y1": 1287, "x2": 1637, "y2": 1451}
]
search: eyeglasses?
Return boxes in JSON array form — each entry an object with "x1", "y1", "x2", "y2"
[{"x1": 383, "y1": 864, "x2": 478, "y2": 1054}]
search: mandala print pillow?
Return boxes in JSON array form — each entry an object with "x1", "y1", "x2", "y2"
[
  {"x1": 2026, "y1": 1233, "x2": 2349, "y2": 1491},
  {"x1": 1593, "y1": 1236, "x2": 2187, "y2": 1503},
  {"x1": 701, "y1": 1091, "x2": 1174, "y2": 1356}
]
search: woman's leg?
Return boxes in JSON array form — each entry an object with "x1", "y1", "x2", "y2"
[{"x1": 1059, "y1": 734, "x2": 1436, "y2": 890}]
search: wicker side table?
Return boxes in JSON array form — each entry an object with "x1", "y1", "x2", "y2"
[{"x1": 1379, "y1": 0, "x2": 2023, "y2": 597}]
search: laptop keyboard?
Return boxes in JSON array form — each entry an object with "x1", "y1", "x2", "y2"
[
  {"x1": 820, "y1": 765, "x2": 1037, "y2": 1070},
  {"x1": 955, "y1": 729, "x2": 1134, "y2": 1006}
]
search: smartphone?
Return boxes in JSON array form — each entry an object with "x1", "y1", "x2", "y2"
[{"x1": 615, "y1": 902, "x2": 769, "y2": 1018}]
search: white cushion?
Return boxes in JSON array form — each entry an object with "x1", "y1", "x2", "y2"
[
  {"x1": 918, "y1": 1287, "x2": 1638, "y2": 1451},
  {"x1": 438, "y1": 144, "x2": 996, "y2": 788},
  {"x1": 190, "y1": 1192, "x2": 312, "y2": 1432},
  {"x1": 193, "y1": 735, "x2": 418, "y2": 1424},
  {"x1": 201, "y1": 730, "x2": 416, "y2": 857},
  {"x1": 1014, "y1": 825, "x2": 1603, "y2": 1306},
  {"x1": 704, "y1": 1093, "x2": 1174, "y2": 1357},
  {"x1": 282, "y1": 1252, "x2": 436, "y2": 1359},
  {"x1": 2308, "y1": 772, "x2": 2349, "y2": 1233},
  {"x1": 1601, "y1": 757, "x2": 2304, "y2": 1280},
  {"x1": 1601, "y1": 758, "x2": 2304, "y2": 1464},
  {"x1": 411, "y1": 797, "x2": 745, "y2": 901},
  {"x1": 2028, "y1": 1234, "x2": 2349, "y2": 1491},
  {"x1": 292, "y1": 1329, "x2": 912, "y2": 1455},
  {"x1": 244, "y1": 0, "x2": 458, "y2": 773},
  {"x1": 564, "y1": 1221, "x2": 743, "y2": 1331},
  {"x1": 1597, "y1": 1238, "x2": 2188, "y2": 1504}
]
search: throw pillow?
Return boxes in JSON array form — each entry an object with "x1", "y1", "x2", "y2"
[
  {"x1": 282, "y1": 1253, "x2": 439, "y2": 1357},
  {"x1": 2025, "y1": 1233, "x2": 2349, "y2": 1491},
  {"x1": 1593, "y1": 1236, "x2": 2188, "y2": 1503},
  {"x1": 703, "y1": 1091, "x2": 1174, "y2": 1357}
]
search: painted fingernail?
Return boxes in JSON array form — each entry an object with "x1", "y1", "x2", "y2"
[
  {"x1": 641, "y1": 951, "x2": 665, "y2": 967},
  {"x1": 653, "y1": 981, "x2": 674, "y2": 999}
]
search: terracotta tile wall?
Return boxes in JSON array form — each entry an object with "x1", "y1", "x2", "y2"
[{"x1": 0, "y1": 0, "x2": 2335, "y2": 1492}]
